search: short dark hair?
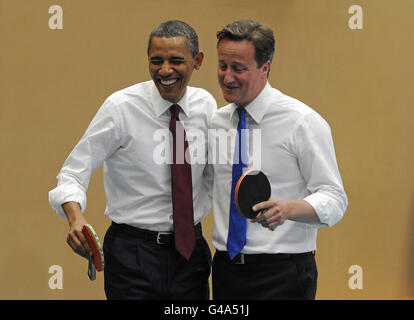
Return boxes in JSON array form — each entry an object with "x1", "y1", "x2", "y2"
[
  {"x1": 216, "y1": 19, "x2": 275, "y2": 68},
  {"x1": 148, "y1": 20, "x2": 199, "y2": 57}
]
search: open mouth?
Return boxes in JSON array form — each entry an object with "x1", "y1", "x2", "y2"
[
  {"x1": 223, "y1": 84, "x2": 239, "y2": 91},
  {"x1": 159, "y1": 78, "x2": 178, "y2": 87}
]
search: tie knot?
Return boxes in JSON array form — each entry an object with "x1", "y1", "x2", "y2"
[
  {"x1": 237, "y1": 107, "x2": 246, "y2": 120},
  {"x1": 170, "y1": 104, "x2": 181, "y2": 120}
]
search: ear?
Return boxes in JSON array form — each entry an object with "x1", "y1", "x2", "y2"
[
  {"x1": 261, "y1": 60, "x2": 271, "y2": 77},
  {"x1": 193, "y1": 51, "x2": 204, "y2": 70}
]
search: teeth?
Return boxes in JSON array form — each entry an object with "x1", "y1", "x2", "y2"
[{"x1": 160, "y1": 79, "x2": 178, "y2": 86}]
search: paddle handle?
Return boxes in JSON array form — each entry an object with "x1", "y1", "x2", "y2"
[
  {"x1": 255, "y1": 210, "x2": 276, "y2": 231},
  {"x1": 88, "y1": 259, "x2": 96, "y2": 281}
]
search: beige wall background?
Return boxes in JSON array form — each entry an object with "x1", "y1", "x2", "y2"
[{"x1": 1, "y1": 0, "x2": 413, "y2": 299}]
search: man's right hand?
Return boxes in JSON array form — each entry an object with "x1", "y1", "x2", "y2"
[{"x1": 62, "y1": 202, "x2": 92, "y2": 260}]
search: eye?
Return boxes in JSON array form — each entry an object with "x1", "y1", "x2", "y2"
[
  {"x1": 233, "y1": 65, "x2": 246, "y2": 73},
  {"x1": 219, "y1": 63, "x2": 227, "y2": 71},
  {"x1": 170, "y1": 58, "x2": 184, "y2": 65},
  {"x1": 150, "y1": 58, "x2": 163, "y2": 65}
]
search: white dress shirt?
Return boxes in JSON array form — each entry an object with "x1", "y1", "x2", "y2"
[
  {"x1": 49, "y1": 80, "x2": 217, "y2": 231},
  {"x1": 210, "y1": 82, "x2": 348, "y2": 254}
]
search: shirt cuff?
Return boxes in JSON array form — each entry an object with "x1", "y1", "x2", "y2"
[
  {"x1": 48, "y1": 186, "x2": 87, "y2": 220},
  {"x1": 303, "y1": 193, "x2": 342, "y2": 228}
]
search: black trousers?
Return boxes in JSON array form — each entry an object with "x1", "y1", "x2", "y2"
[
  {"x1": 103, "y1": 222, "x2": 212, "y2": 300},
  {"x1": 212, "y1": 250, "x2": 318, "y2": 300}
]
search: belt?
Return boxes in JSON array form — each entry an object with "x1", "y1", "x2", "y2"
[
  {"x1": 216, "y1": 250, "x2": 315, "y2": 265},
  {"x1": 110, "y1": 221, "x2": 202, "y2": 245}
]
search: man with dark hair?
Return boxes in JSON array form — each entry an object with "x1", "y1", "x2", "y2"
[
  {"x1": 148, "y1": 20, "x2": 200, "y2": 57},
  {"x1": 49, "y1": 20, "x2": 216, "y2": 299},
  {"x1": 216, "y1": 19, "x2": 274, "y2": 73},
  {"x1": 210, "y1": 19, "x2": 347, "y2": 299}
]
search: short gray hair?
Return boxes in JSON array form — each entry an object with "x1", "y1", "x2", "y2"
[{"x1": 148, "y1": 20, "x2": 199, "y2": 57}]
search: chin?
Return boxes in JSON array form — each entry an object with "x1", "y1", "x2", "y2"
[
  {"x1": 157, "y1": 89, "x2": 179, "y2": 103},
  {"x1": 222, "y1": 93, "x2": 237, "y2": 104}
]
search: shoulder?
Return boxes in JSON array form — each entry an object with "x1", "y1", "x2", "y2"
[
  {"x1": 210, "y1": 103, "x2": 233, "y2": 128},
  {"x1": 186, "y1": 86, "x2": 218, "y2": 119},
  {"x1": 269, "y1": 88, "x2": 315, "y2": 116},
  {"x1": 269, "y1": 87, "x2": 330, "y2": 128},
  {"x1": 106, "y1": 81, "x2": 153, "y2": 106},
  {"x1": 187, "y1": 86, "x2": 217, "y2": 108}
]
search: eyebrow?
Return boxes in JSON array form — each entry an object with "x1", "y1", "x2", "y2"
[
  {"x1": 150, "y1": 56, "x2": 186, "y2": 61},
  {"x1": 219, "y1": 60, "x2": 247, "y2": 68},
  {"x1": 219, "y1": 59, "x2": 245, "y2": 65},
  {"x1": 232, "y1": 61, "x2": 246, "y2": 67},
  {"x1": 170, "y1": 56, "x2": 186, "y2": 61}
]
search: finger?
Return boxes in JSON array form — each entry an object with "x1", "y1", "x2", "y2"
[
  {"x1": 251, "y1": 209, "x2": 272, "y2": 223},
  {"x1": 258, "y1": 212, "x2": 282, "y2": 227},
  {"x1": 67, "y1": 235, "x2": 86, "y2": 258},
  {"x1": 252, "y1": 201, "x2": 270, "y2": 213},
  {"x1": 252, "y1": 199, "x2": 279, "y2": 213},
  {"x1": 253, "y1": 210, "x2": 267, "y2": 223},
  {"x1": 250, "y1": 212, "x2": 262, "y2": 223},
  {"x1": 256, "y1": 207, "x2": 280, "y2": 226},
  {"x1": 75, "y1": 229, "x2": 93, "y2": 257},
  {"x1": 268, "y1": 216, "x2": 286, "y2": 229},
  {"x1": 66, "y1": 235, "x2": 76, "y2": 252},
  {"x1": 67, "y1": 232, "x2": 91, "y2": 259},
  {"x1": 263, "y1": 207, "x2": 280, "y2": 220}
]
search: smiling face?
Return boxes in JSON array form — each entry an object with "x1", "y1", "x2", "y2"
[
  {"x1": 148, "y1": 36, "x2": 203, "y2": 103},
  {"x1": 217, "y1": 39, "x2": 270, "y2": 107}
]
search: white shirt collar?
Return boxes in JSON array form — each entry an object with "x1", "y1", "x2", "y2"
[
  {"x1": 150, "y1": 81, "x2": 191, "y2": 118},
  {"x1": 229, "y1": 82, "x2": 272, "y2": 124}
]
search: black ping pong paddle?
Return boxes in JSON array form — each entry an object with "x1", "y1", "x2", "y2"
[{"x1": 234, "y1": 169, "x2": 271, "y2": 219}]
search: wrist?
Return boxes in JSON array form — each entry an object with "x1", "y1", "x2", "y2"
[
  {"x1": 285, "y1": 200, "x2": 319, "y2": 224},
  {"x1": 285, "y1": 200, "x2": 296, "y2": 220},
  {"x1": 62, "y1": 202, "x2": 82, "y2": 225}
]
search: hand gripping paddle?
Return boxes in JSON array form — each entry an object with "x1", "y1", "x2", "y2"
[
  {"x1": 234, "y1": 169, "x2": 274, "y2": 230},
  {"x1": 82, "y1": 224, "x2": 104, "y2": 280}
]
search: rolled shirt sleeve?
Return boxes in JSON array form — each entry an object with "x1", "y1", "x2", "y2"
[
  {"x1": 293, "y1": 113, "x2": 348, "y2": 228},
  {"x1": 48, "y1": 98, "x2": 124, "y2": 219}
]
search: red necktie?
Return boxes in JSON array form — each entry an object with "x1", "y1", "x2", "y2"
[{"x1": 169, "y1": 104, "x2": 195, "y2": 260}]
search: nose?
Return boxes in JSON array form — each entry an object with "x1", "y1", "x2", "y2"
[
  {"x1": 159, "y1": 61, "x2": 174, "y2": 77},
  {"x1": 220, "y1": 68, "x2": 235, "y2": 85}
]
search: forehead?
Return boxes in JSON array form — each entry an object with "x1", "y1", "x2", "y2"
[
  {"x1": 217, "y1": 39, "x2": 255, "y2": 63},
  {"x1": 148, "y1": 36, "x2": 192, "y2": 57}
]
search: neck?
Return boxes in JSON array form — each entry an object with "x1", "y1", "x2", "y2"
[{"x1": 236, "y1": 81, "x2": 267, "y2": 108}]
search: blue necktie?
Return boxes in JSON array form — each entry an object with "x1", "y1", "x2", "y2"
[{"x1": 227, "y1": 107, "x2": 248, "y2": 260}]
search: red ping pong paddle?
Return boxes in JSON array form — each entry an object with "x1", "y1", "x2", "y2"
[{"x1": 82, "y1": 224, "x2": 104, "y2": 280}]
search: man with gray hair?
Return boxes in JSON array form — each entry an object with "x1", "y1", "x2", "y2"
[
  {"x1": 49, "y1": 20, "x2": 216, "y2": 299},
  {"x1": 210, "y1": 19, "x2": 347, "y2": 299}
]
